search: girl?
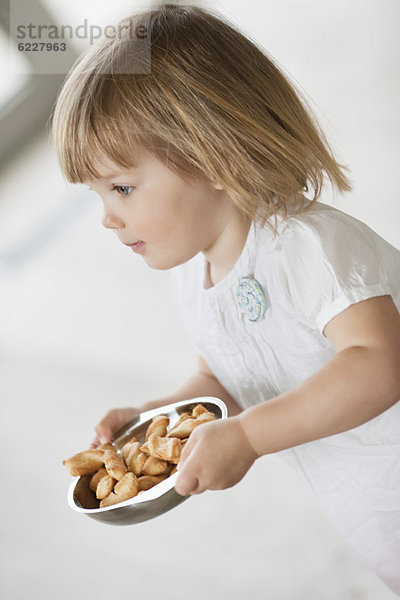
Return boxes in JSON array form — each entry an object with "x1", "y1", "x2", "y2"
[{"x1": 51, "y1": 2, "x2": 400, "y2": 593}]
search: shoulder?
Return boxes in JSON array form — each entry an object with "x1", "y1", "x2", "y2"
[
  {"x1": 277, "y1": 201, "x2": 375, "y2": 243},
  {"x1": 266, "y1": 201, "x2": 394, "y2": 284},
  {"x1": 253, "y1": 202, "x2": 400, "y2": 332},
  {"x1": 265, "y1": 201, "x2": 392, "y2": 263},
  {"x1": 252, "y1": 202, "x2": 348, "y2": 267},
  {"x1": 276, "y1": 202, "x2": 400, "y2": 283}
]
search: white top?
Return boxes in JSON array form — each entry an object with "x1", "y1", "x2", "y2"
[{"x1": 172, "y1": 201, "x2": 400, "y2": 589}]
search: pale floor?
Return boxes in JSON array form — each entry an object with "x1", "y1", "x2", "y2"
[{"x1": 0, "y1": 130, "x2": 398, "y2": 600}]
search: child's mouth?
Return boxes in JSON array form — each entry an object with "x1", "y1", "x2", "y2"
[{"x1": 128, "y1": 241, "x2": 146, "y2": 253}]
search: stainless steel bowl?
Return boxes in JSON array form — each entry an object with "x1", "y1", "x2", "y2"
[{"x1": 67, "y1": 397, "x2": 227, "y2": 526}]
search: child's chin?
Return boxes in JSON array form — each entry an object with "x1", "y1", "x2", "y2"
[{"x1": 143, "y1": 256, "x2": 179, "y2": 271}]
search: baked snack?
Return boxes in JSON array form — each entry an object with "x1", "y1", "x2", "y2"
[
  {"x1": 121, "y1": 441, "x2": 146, "y2": 475},
  {"x1": 142, "y1": 456, "x2": 169, "y2": 476},
  {"x1": 89, "y1": 468, "x2": 116, "y2": 500},
  {"x1": 100, "y1": 472, "x2": 139, "y2": 508},
  {"x1": 140, "y1": 434, "x2": 182, "y2": 464},
  {"x1": 64, "y1": 404, "x2": 216, "y2": 508},
  {"x1": 103, "y1": 448, "x2": 127, "y2": 481},
  {"x1": 145, "y1": 415, "x2": 169, "y2": 440},
  {"x1": 62, "y1": 449, "x2": 105, "y2": 476},
  {"x1": 138, "y1": 474, "x2": 169, "y2": 491}
]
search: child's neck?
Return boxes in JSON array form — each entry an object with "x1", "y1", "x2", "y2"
[{"x1": 203, "y1": 213, "x2": 251, "y2": 287}]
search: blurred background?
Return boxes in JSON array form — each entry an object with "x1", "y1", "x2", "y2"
[{"x1": 0, "y1": 1, "x2": 399, "y2": 598}]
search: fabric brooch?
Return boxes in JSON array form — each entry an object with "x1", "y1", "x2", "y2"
[{"x1": 236, "y1": 276, "x2": 268, "y2": 322}]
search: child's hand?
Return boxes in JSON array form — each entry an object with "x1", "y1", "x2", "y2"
[
  {"x1": 174, "y1": 416, "x2": 258, "y2": 496},
  {"x1": 91, "y1": 407, "x2": 140, "y2": 448}
]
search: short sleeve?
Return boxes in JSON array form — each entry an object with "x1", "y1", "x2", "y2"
[{"x1": 270, "y1": 210, "x2": 397, "y2": 335}]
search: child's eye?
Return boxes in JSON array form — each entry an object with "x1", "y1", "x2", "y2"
[{"x1": 112, "y1": 185, "x2": 135, "y2": 197}]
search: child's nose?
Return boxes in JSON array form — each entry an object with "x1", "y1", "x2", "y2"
[{"x1": 101, "y1": 209, "x2": 125, "y2": 230}]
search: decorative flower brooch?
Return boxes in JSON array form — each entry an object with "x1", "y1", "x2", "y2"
[{"x1": 236, "y1": 276, "x2": 268, "y2": 322}]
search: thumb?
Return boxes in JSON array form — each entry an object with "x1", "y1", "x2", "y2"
[
  {"x1": 175, "y1": 462, "x2": 199, "y2": 496},
  {"x1": 177, "y1": 437, "x2": 196, "y2": 471},
  {"x1": 94, "y1": 407, "x2": 138, "y2": 444},
  {"x1": 94, "y1": 423, "x2": 113, "y2": 445},
  {"x1": 175, "y1": 438, "x2": 200, "y2": 496}
]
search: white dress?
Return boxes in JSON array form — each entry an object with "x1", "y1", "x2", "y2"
[{"x1": 172, "y1": 201, "x2": 400, "y2": 593}]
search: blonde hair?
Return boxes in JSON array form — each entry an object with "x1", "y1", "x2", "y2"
[{"x1": 51, "y1": 1, "x2": 352, "y2": 234}]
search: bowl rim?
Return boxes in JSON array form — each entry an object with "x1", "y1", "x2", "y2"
[{"x1": 67, "y1": 396, "x2": 227, "y2": 514}]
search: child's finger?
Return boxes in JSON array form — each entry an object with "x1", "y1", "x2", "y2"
[
  {"x1": 189, "y1": 481, "x2": 206, "y2": 495},
  {"x1": 95, "y1": 431, "x2": 112, "y2": 445},
  {"x1": 94, "y1": 407, "x2": 139, "y2": 444},
  {"x1": 177, "y1": 437, "x2": 195, "y2": 471},
  {"x1": 90, "y1": 436, "x2": 101, "y2": 449},
  {"x1": 94, "y1": 419, "x2": 114, "y2": 444},
  {"x1": 174, "y1": 466, "x2": 199, "y2": 496}
]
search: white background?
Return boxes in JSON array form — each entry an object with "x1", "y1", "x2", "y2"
[{"x1": 0, "y1": 1, "x2": 399, "y2": 599}]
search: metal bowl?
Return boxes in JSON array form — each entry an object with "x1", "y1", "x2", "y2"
[{"x1": 67, "y1": 397, "x2": 227, "y2": 526}]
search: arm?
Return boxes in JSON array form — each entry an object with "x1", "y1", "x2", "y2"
[
  {"x1": 239, "y1": 295, "x2": 400, "y2": 455},
  {"x1": 143, "y1": 356, "x2": 242, "y2": 416},
  {"x1": 93, "y1": 356, "x2": 242, "y2": 445},
  {"x1": 175, "y1": 295, "x2": 400, "y2": 495}
]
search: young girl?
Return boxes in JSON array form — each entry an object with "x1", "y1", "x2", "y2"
[{"x1": 51, "y1": 2, "x2": 400, "y2": 593}]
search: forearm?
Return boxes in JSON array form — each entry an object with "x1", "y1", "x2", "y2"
[
  {"x1": 239, "y1": 346, "x2": 400, "y2": 456},
  {"x1": 143, "y1": 372, "x2": 243, "y2": 416}
]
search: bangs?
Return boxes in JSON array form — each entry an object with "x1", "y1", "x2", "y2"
[
  {"x1": 68, "y1": 118, "x2": 146, "y2": 184},
  {"x1": 51, "y1": 58, "x2": 199, "y2": 184},
  {"x1": 52, "y1": 66, "x2": 155, "y2": 183}
]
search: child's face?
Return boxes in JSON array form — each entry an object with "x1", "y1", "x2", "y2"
[{"x1": 86, "y1": 150, "x2": 241, "y2": 270}]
